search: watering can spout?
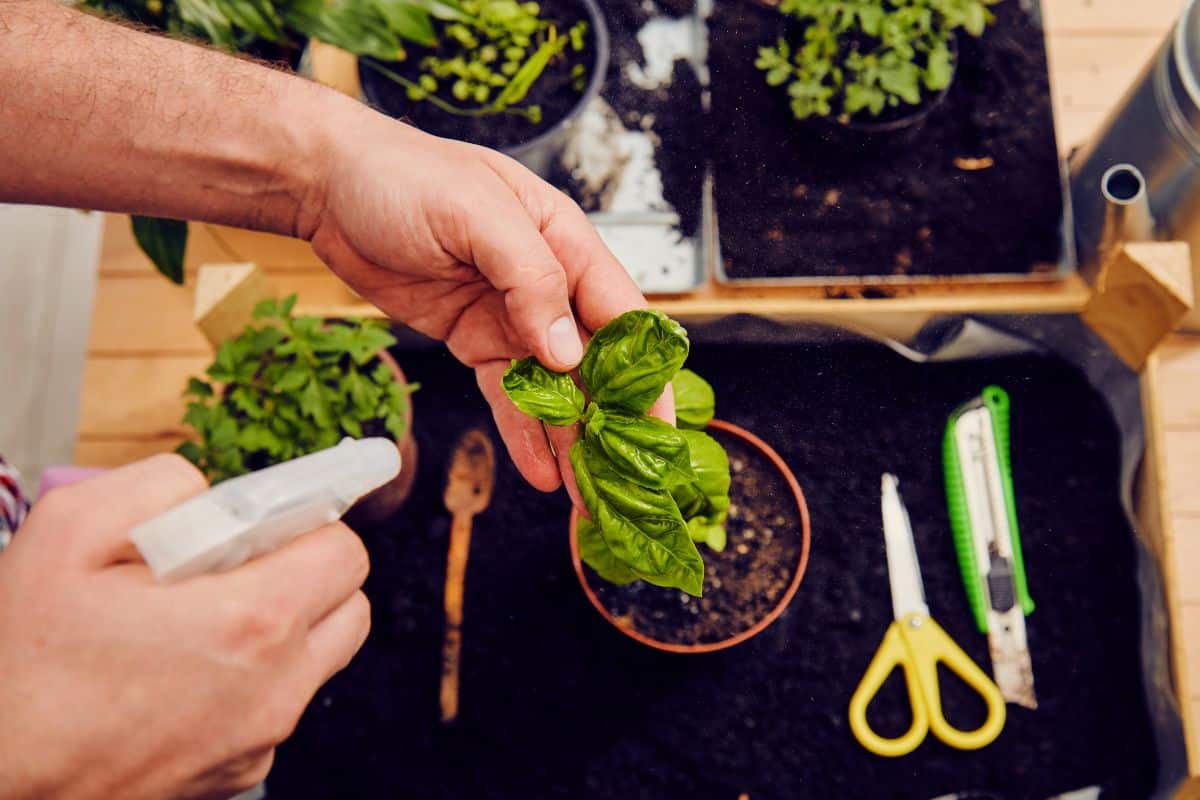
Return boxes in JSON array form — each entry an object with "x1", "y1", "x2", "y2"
[{"x1": 1094, "y1": 164, "x2": 1156, "y2": 272}]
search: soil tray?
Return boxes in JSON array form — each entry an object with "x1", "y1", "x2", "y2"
[
  {"x1": 547, "y1": 0, "x2": 707, "y2": 293},
  {"x1": 708, "y1": 0, "x2": 1069, "y2": 283},
  {"x1": 268, "y1": 336, "x2": 1156, "y2": 799}
]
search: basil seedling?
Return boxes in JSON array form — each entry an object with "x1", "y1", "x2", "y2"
[{"x1": 502, "y1": 310, "x2": 731, "y2": 596}]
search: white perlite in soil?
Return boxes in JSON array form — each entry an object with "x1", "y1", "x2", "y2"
[{"x1": 558, "y1": 6, "x2": 703, "y2": 293}]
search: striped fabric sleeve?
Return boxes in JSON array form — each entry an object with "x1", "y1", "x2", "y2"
[{"x1": 0, "y1": 454, "x2": 28, "y2": 549}]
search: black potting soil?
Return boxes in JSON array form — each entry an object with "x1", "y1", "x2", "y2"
[
  {"x1": 357, "y1": 0, "x2": 597, "y2": 151},
  {"x1": 589, "y1": 431, "x2": 804, "y2": 645},
  {"x1": 709, "y1": 1, "x2": 1065, "y2": 280},
  {"x1": 269, "y1": 337, "x2": 1157, "y2": 799},
  {"x1": 547, "y1": 0, "x2": 705, "y2": 236}
]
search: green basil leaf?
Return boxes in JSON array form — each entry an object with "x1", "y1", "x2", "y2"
[
  {"x1": 131, "y1": 216, "x2": 187, "y2": 284},
  {"x1": 679, "y1": 429, "x2": 731, "y2": 502},
  {"x1": 579, "y1": 310, "x2": 689, "y2": 414},
  {"x1": 688, "y1": 517, "x2": 728, "y2": 553},
  {"x1": 577, "y1": 516, "x2": 639, "y2": 585},
  {"x1": 672, "y1": 368, "x2": 715, "y2": 430},
  {"x1": 570, "y1": 440, "x2": 704, "y2": 596},
  {"x1": 501, "y1": 357, "x2": 585, "y2": 426},
  {"x1": 585, "y1": 406, "x2": 696, "y2": 489}
]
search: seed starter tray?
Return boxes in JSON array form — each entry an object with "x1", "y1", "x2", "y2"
[
  {"x1": 267, "y1": 334, "x2": 1160, "y2": 799},
  {"x1": 548, "y1": 0, "x2": 708, "y2": 293},
  {"x1": 706, "y1": 0, "x2": 1071, "y2": 284}
]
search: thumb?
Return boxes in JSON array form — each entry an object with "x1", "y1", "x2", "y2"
[{"x1": 461, "y1": 184, "x2": 583, "y2": 371}]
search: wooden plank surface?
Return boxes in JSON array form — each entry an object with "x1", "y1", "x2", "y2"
[{"x1": 75, "y1": 0, "x2": 1200, "y2": 764}]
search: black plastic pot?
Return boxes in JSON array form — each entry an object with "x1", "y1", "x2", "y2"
[
  {"x1": 808, "y1": 35, "x2": 958, "y2": 153},
  {"x1": 357, "y1": 0, "x2": 609, "y2": 178}
]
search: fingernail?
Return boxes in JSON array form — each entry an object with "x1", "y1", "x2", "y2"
[{"x1": 548, "y1": 315, "x2": 583, "y2": 367}]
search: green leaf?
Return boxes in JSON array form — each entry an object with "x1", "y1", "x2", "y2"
[
  {"x1": 688, "y1": 517, "x2": 728, "y2": 553},
  {"x1": 176, "y1": 440, "x2": 205, "y2": 466},
  {"x1": 577, "y1": 516, "x2": 640, "y2": 585},
  {"x1": 925, "y1": 41, "x2": 953, "y2": 90},
  {"x1": 253, "y1": 298, "x2": 278, "y2": 320},
  {"x1": 183, "y1": 401, "x2": 212, "y2": 434},
  {"x1": 184, "y1": 377, "x2": 214, "y2": 399},
  {"x1": 229, "y1": 386, "x2": 266, "y2": 420},
  {"x1": 571, "y1": 440, "x2": 704, "y2": 596},
  {"x1": 672, "y1": 368, "x2": 715, "y2": 430},
  {"x1": 341, "y1": 416, "x2": 363, "y2": 438},
  {"x1": 585, "y1": 406, "x2": 696, "y2": 489},
  {"x1": 280, "y1": 294, "x2": 298, "y2": 316},
  {"x1": 274, "y1": 366, "x2": 310, "y2": 393},
  {"x1": 376, "y1": 0, "x2": 436, "y2": 46},
  {"x1": 131, "y1": 216, "x2": 187, "y2": 284},
  {"x1": 299, "y1": 377, "x2": 334, "y2": 427},
  {"x1": 236, "y1": 423, "x2": 283, "y2": 455},
  {"x1": 492, "y1": 31, "x2": 567, "y2": 110},
  {"x1": 679, "y1": 429, "x2": 731, "y2": 506},
  {"x1": 385, "y1": 411, "x2": 407, "y2": 440},
  {"x1": 579, "y1": 310, "x2": 689, "y2": 415},
  {"x1": 501, "y1": 357, "x2": 586, "y2": 426}
]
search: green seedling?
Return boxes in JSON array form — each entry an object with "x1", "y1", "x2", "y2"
[
  {"x1": 501, "y1": 310, "x2": 731, "y2": 597},
  {"x1": 178, "y1": 294, "x2": 417, "y2": 483},
  {"x1": 363, "y1": 0, "x2": 591, "y2": 122},
  {"x1": 755, "y1": 0, "x2": 999, "y2": 121}
]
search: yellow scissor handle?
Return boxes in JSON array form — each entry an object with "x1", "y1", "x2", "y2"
[{"x1": 849, "y1": 614, "x2": 1006, "y2": 757}]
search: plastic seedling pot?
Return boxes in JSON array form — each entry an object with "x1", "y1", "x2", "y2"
[
  {"x1": 357, "y1": 0, "x2": 609, "y2": 179},
  {"x1": 568, "y1": 419, "x2": 811, "y2": 654},
  {"x1": 808, "y1": 36, "x2": 957, "y2": 154}
]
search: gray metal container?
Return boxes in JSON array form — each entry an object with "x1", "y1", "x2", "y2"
[{"x1": 1070, "y1": 0, "x2": 1200, "y2": 281}]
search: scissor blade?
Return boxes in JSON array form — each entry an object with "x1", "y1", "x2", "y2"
[{"x1": 881, "y1": 473, "x2": 929, "y2": 621}]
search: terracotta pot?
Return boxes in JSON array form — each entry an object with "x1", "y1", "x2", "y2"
[
  {"x1": 568, "y1": 419, "x2": 811, "y2": 654},
  {"x1": 344, "y1": 350, "x2": 419, "y2": 527}
]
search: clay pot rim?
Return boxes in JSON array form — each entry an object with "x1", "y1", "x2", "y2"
[{"x1": 568, "y1": 418, "x2": 812, "y2": 655}]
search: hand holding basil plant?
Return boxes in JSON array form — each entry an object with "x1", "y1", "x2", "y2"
[{"x1": 502, "y1": 310, "x2": 729, "y2": 596}]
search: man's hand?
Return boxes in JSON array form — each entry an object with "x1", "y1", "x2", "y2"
[
  {"x1": 1, "y1": 0, "x2": 670, "y2": 500},
  {"x1": 0, "y1": 456, "x2": 371, "y2": 800},
  {"x1": 304, "y1": 112, "x2": 672, "y2": 499}
]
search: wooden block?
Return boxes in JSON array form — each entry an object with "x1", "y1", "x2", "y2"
[
  {"x1": 1081, "y1": 242, "x2": 1193, "y2": 371},
  {"x1": 1042, "y1": 0, "x2": 1181, "y2": 34},
  {"x1": 194, "y1": 263, "x2": 275, "y2": 348},
  {"x1": 308, "y1": 40, "x2": 362, "y2": 98}
]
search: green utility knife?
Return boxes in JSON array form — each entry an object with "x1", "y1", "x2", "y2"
[{"x1": 943, "y1": 386, "x2": 1037, "y2": 709}]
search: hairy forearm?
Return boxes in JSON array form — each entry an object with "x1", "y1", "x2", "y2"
[{"x1": 0, "y1": 0, "x2": 353, "y2": 237}]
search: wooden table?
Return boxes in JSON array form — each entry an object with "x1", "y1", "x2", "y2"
[{"x1": 77, "y1": 0, "x2": 1200, "y2": 752}]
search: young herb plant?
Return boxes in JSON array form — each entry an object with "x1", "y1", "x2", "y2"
[
  {"x1": 501, "y1": 310, "x2": 730, "y2": 597},
  {"x1": 362, "y1": 0, "x2": 590, "y2": 123},
  {"x1": 178, "y1": 295, "x2": 417, "y2": 483},
  {"x1": 755, "y1": 0, "x2": 999, "y2": 121}
]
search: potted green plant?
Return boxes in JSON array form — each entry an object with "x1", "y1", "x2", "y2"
[
  {"x1": 177, "y1": 294, "x2": 419, "y2": 523},
  {"x1": 357, "y1": 0, "x2": 609, "y2": 176},
  {"x1": 501, "y1": 309, "x2": 810, "y2": 652},
  {"x1": 754, "y1": 0, "x2": 997, "y2": 139}
]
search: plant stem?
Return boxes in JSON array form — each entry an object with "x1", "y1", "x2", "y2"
[{"x1": 361, "y1": 59, "x2": 539, "y2": 121}]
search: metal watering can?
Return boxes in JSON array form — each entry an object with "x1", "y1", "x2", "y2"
[{"x1": 1070, "y1": 0, "x2": 1200, "y2": 323}]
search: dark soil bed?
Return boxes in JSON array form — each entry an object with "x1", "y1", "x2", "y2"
[
  {"x1": 709, "y1": 0, "x2": 1064, "y2": 280},
  {"x1": 268, "y1": 335, "x2": 1157, "y2": 799},
  {"x1": 589, "y1": 431, "x2": 802, "y2": 646},
  {"x1": 358, "y1": 0, "x2": 597, "y2": 151}
]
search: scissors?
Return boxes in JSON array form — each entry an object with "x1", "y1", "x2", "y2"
[{"x1": 848, "y1": 473, "x2": 1007, "y2": 757}]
